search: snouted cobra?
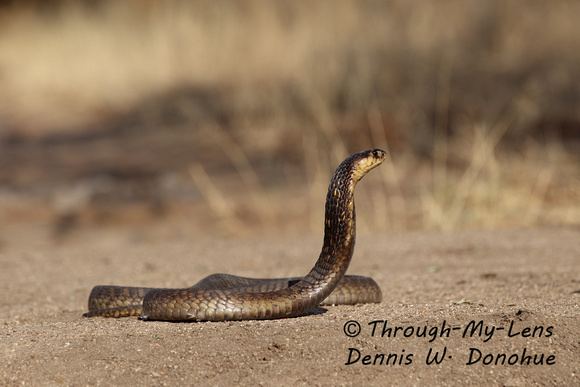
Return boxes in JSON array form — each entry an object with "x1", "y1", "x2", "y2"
[{"x1": 84, "y1": 148, "x2": 386, "y2": 321}]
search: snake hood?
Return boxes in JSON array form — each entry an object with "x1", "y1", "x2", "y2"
[{"x1": 322, "y1": 148, "x2": 386, "y2": 261}]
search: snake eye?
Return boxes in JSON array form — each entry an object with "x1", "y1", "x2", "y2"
[{"x1": 371, "y1": 149, "x2": 386, "y2": 160}]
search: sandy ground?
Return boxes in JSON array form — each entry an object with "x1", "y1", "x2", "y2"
[{"x1": 0, "y1": 226, "x2": 578, "y2": 386}]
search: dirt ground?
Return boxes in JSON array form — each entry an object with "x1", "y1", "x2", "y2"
[{"x1": 0, "y1": 226, "x2": 578, "y2": 386}]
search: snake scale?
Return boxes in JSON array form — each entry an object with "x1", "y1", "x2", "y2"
[{"x1": 84, "y1": 148, "x2": 386, "y2": 321}]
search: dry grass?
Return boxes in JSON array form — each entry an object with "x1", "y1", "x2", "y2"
[{"x1": 0, "y1": 1, "x2": 579, "y2": 235}]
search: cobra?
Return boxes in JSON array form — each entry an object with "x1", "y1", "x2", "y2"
[{"x1": 84, "y1": 148, "x2": 386, "y2": 321}]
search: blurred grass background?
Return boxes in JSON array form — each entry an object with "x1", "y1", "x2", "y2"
[{"x1": 0, "y1": 0, "x2": 578, "y2": 239}]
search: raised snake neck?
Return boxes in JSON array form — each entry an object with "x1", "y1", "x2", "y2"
[{"x1": 85, "y1": 148, "x2": 386, "y2": 321}]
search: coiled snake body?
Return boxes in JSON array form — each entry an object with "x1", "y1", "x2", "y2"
[{"x1": 85, "y1": 149, "x2": 386, "y2": 321}]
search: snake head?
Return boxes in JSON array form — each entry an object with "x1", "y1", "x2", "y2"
[{"x1": 350, "y1": 148, "x2": 387, "y2": 182}]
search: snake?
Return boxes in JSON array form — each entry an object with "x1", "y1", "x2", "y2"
[{"x1": 84, "y1": 148, "x2": 386, "y2": 321}]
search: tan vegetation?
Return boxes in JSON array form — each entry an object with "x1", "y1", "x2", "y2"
[{"x1": 0, "y1": 1, "x2": 578, "y2": 235}]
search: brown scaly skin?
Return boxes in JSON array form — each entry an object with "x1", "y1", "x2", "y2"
[{"x1": 84, "y1": 149, "x2": 386, "y2": 321}]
